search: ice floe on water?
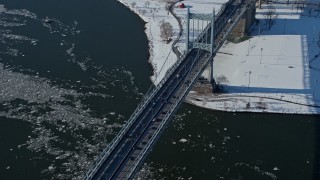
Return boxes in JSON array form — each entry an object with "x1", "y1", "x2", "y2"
[
  {"x1": 0, "y1": 63, "x2": 127, "y2": 178},
  {"x1": 134, "y1": 162, "x2": 189, "y2": 180},
  {"x1": 0, "y1": 3, "x2": 81, "y2": 64},
  {"x1": 0, "y1": 4, "x2": 144, "y2": 179},
  {"x1": 64, "y1": 43, "x2": 94, "y2": 72},
  {"x1": 42, "y1": 18, "x2": 80, "y2": 35},
  {"x1": 1, "y1": 33, "x2": 37, "y2": 42},
  {"x1": 0, "y1": 32, "x2": 38, "y2": 51},
  {"x1": 0, "y1": 4, "x2": 38, "y2": 50},
  {"x1": 179, "y1": 138, "x2": 187, "y2": 143},
  {"x1": 1, "y1": 48, "x2": 19, "y2": 56},
  {"x1": 233, "y1": 163, "x2": 278, "y2": 180},
  {"x1": 273, "y1": 167, "x2": 280, "y2": 171},
  {"x1": 0, "y1": 4, "x2": 37, "y2": 19},
  {"x1": 0, "y1": 20, "x2": 26, "y2": 27}
]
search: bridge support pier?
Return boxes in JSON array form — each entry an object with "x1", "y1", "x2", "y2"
[
  {"x1": 210, "y1": 57, "x2": 217, "y2": 91},
  {"x1": 210, "y1": 8, "x2": 216, "y2": 91},
  {"x1": 210, "y1": 57, "x2": 217, "y2": 92}
]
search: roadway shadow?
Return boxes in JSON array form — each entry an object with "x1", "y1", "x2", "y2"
[{"x1": 224, "y1": 85, "x2": 310, "y2": 94}]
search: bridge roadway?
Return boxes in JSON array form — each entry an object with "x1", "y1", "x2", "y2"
[{"x1": 85, "y1": 0, "x2": 253, "y2": 179}]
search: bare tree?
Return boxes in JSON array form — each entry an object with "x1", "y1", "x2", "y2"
[
  {"x1": 264, "y1": 5, "x2": 278, "y2": 30},
  {"x1": 257, "y1": 98, "x2": 267, "y2": 110},
  {"x1": 144, "y1": 1, "x2": 150, "y2": 8},
  {"x1": 160, "y1": 21, "x2": 173, "y2": 41},
  {"x1": 130, "y1": 2, "x2": 136, "y2": 8},
  {"x1": 224, "y1": 102, "x2": 228, "y2": 110},
  {"x1": 215, "y1": 75, "x2": 229, "y2": 85},
  {"x1": 213, "y1": 75, "x2": 229, "y2": 93},
  {"x1": 140, "y1": 9, "x2": 147, "y2": 15},
  {"x1": 246, "y1": 102, "x2": 251, "y2": 109},
  {"x1": 150, "y1": 8, "x2": 155, "y2": 18},
  {"x1": 165, "y1": 3, "x2": 170, "y2": 15}
]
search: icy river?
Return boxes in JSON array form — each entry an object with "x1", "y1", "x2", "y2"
[{"x1": 0, "y1": 0, "x2": 319, "y2": 179}]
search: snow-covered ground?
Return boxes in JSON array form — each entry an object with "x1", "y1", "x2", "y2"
[
  {"x1": 191, "y1": 1, "x2": 320, "y2": 114},
  {"x1": 117, "y1": 0, "x2": 320, "y2": 114},
  {"x1": 116, "y1": 0, "x2": 228, "y2": 84}
]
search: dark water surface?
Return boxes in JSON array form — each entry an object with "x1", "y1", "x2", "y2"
[
  {"x1": 0, "y1": 0, "x2": 319, "y2": 179},
  {"x1": 0, "y1": 0, "x2": 151, "y2": 179},
  {"x1": 144, "y1": 106, "x2": 320, "y2": 180}
]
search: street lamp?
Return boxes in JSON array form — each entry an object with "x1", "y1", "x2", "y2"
[
  {"x1": 248, "y1": 71, "x2": 252, "y2": 89},
  {"x1": 247, "y1": 39, "x2": 250, "y2": 56},
  {"x1": 283, "y1": 18, "x2": 286, "y2": 34},
  {"x1": 260, "y1": 48, "x2": 263, "y2": 64}
]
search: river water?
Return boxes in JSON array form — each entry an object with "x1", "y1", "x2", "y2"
[{"x1": 0, "y1": 0, "x2": 319, "y2": 179}]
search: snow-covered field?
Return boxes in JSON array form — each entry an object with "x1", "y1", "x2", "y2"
[
  {"x1": 193, "y1": 1, "x2": 320, "y2": 114},
  {"x1": 117, "y1": 0, "x2": 320, "y2": 114}
]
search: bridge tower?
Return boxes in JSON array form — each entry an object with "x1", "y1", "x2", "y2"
[{"x1": 186, "y1": 7, "x2": 216, "y2": 89}]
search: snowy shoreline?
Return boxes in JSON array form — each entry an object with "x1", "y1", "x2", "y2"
[
  {"x1": 186, "y1": 100, "x2": 319, "y2": 115},
  {"x1": 116, "y1": 0, "x2": 320, "y2": 115},
  {"x1": 186, "y1": 93, "x2": 320, "y2": 115},
  {"x1": 116, "y1": 0, "x2": 181, "y2": 84}
]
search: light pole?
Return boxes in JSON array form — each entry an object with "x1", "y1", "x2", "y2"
[
  {"x1": 248, "y1": 71, "x2": 252, "y2": 89},
  {"x1": 259, "y1": 0, "x2": 261, "y2": 9},
  {"x1": 247, "y1": 39, "x2": 250, "y2": 56},
  {"x1": 283, "y1": 18, "x2": 286, "y2": 34},
  {"x1": 260, "y1": 48, "x2": 263, "y2": 64}
]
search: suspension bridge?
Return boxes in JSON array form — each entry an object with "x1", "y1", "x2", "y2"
[{"x1": 84, "y1": 0, "x2": 255, "y2": 179}]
